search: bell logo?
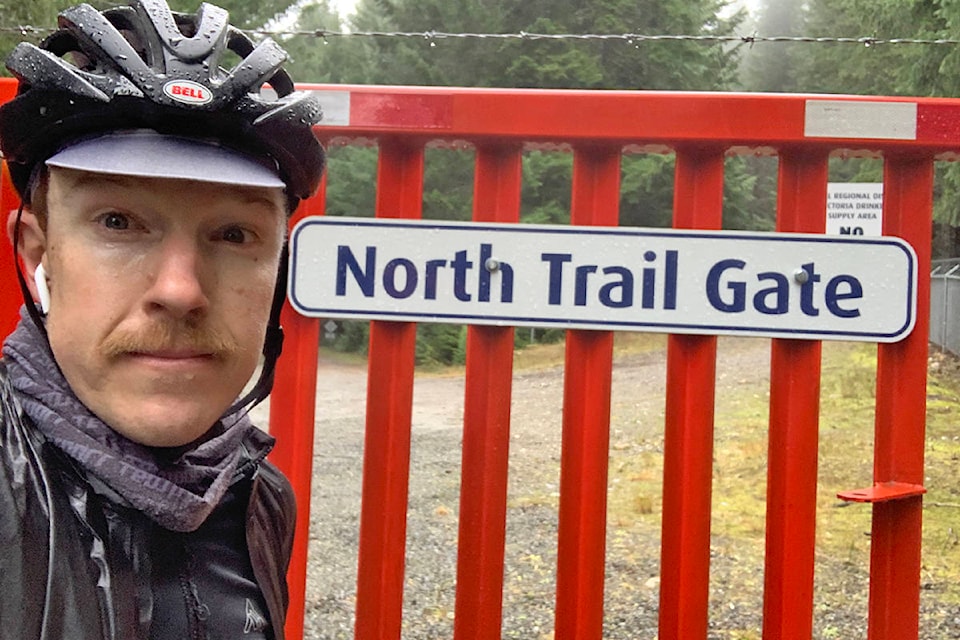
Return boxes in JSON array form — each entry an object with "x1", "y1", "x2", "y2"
[{"x1": 163, "y1": 80, "x2": 213, "y2": 105}]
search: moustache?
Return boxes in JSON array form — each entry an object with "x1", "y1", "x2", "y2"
[{"x1": 100, "y1": 320, "x2": 238, "y2": 360}]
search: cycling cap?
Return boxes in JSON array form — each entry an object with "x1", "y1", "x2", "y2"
[
  {"x1": 0, "y1": 0, "x2": 325, "y2": 207},
  {"x1": 45, "y1": 129, "x2": 287, "y2": 188}
]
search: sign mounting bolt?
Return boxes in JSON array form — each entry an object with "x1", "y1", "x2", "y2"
[
  {"x1": 485, "y1": 258, "x2": 500, "y2": 272},
  {"x1": 794, "y1": 267, "x2": 809, "y2": 284}
]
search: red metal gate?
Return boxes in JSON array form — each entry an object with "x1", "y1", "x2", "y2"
[{"x1": 1, "y1": 81, "x2": 948, "y2": 639}]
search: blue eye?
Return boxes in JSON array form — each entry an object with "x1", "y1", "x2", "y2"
[
  {"x1": 220, "y1": 226, "x2": 253, "y2": 244},
  {"x1": 223, "y1": 228, "x2": 244, "y2": 243},
  {"x1": 100, "y1": 212, "x2": 130, "y2": 230}
]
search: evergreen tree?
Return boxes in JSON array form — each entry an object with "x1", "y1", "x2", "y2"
[
  {"x1": 341, "y1": 0, "x2": 749, "y2": 231},
  {"x1": 348, "y1": 0, "x2": 741, "y2": 91},
  {"x1": 789, "y1": 0, "x2": 930, "y2": 95},
  {"x1": 739, "y1": 0, "x2": 806, "y2": 92},
  {"x1": 282, "y1": 1, "x2": 372, "y2": 83},
  {"x1": 168, "y1": 0, "x2": 299, "y2": 30},
  {"x1": 791, "y1": 0, "x2": 960, "y2": 232},
  {"x1": 295, "y1": 0, "x2": 757, "y2": 361}
]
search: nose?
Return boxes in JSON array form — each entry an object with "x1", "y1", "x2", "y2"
[{"x1": 144, "y1": 237, "x2": 209, "y2": 319}]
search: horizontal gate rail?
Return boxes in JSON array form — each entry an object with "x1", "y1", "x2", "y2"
[
  {"x1": 305, "y1": 84, "x2": 960, "y2": 154},
  {"x1": 0, "y1": 79, "x2": 946, "y2": 640}
]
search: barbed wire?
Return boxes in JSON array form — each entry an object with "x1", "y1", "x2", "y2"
[
  {"x1": 0, "y1": 25, "x2": 957, "y2": 47},
  {"x1": 249, "y1": 31, "x2": 959, "y2": 47}
]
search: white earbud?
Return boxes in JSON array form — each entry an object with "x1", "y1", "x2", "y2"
[{"x1": 34, "y1": 263, "x2": 50, "y2": 314}]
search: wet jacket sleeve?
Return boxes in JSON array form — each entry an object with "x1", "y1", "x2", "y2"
[
  {"x1": 0, "y1": 364, "x2": 113, "y2": 640},
  {"x1": 246, "y1": 459, "x2": 297, "y2": 640}
]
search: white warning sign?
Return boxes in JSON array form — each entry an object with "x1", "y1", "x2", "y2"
[{"x1": 826, "y1": 183, "x2": 883, "y2": 236}]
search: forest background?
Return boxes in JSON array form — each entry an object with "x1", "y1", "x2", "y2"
[{"x1": 4, "y1": 0, "x2": 960, "y2": 364}]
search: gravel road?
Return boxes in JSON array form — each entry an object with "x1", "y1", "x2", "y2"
[{"x1": 254, "y1": 336, "x2": 960, "y2": 639}]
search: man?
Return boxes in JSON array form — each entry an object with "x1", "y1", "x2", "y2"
[{"x1": 0, "y1": 1, "x2": 324, "y2": 638}]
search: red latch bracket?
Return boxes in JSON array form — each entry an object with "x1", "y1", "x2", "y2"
[{"x1": 837, "y1": 481, "x2": 927, "y2": 503}]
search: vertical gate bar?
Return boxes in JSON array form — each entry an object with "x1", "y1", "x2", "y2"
[
  {"x1": 554, "y1": 146, "x2": 620, "y2": 640},
  {"x1": 272, "y1": 177, "x2": 327, "y2": 640},
  {"x1": 454, "y1": 145, "x2": 522, "y2": 640},
  {"x1": 867, "y1": 154, "x2": 932, "y2": 640},
  {"x1": 658, "y1": 147, "x2": 723, "y2": 640},
  {"x1": 273, "y1": 306, "x2": 321, "y2": 640},
  {"x1": 762, "y1": 149, "x2": 827, "y2": 640},
  {"x1": 354, "y1": 140, "x2": 424, "y2": 640},
  {"x1": 0, "y1": 161, "x2": 22, "y2": 339}
]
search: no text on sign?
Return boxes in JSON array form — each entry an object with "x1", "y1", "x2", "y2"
[{"x1": 289, "y1": 218, "x2": 917, "y2": 342}]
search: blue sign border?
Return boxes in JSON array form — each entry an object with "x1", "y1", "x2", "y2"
[{"x1": 289, "y1": 218, "x2": 917, "y2": 342}]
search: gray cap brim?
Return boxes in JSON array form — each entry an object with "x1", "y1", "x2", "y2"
[{"x1": 45, "y1": 129, "x2": 285, "y2": 189}]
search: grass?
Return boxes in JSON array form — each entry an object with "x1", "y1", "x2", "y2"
[
  {"x1": 412, "y1": 331, "x2": 957, "y2": 588},
  {"x1": 916, "y1": 349, "x2": 960, "y2": 605},
  {"x1": 356, "y1": 328, "x2": 960, "y2": 623},
  {"x1": 318, "y1": 347, "x2": 369, "y2": 368},
  {"x1": 604, "y1": 337, "x2": 960, "y2": 623},
  {"x1": 512, "y1": 332, "x2": 669, "y2": 373}
]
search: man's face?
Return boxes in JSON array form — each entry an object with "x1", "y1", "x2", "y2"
[{"x1": 39, "y1": 167, "x2": 286, "y2": 447}]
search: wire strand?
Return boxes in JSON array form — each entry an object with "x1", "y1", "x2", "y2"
[
  {"x1": 230, "y1": 31, "x2": 960, "y2": 47},
  {"x1": 0, "y1": 26, "x2": 955, "y2": 46}
]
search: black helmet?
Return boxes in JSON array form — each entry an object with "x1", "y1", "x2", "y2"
[{"x1": 0, "y1": 0, "x2": 325, "y2": 208}]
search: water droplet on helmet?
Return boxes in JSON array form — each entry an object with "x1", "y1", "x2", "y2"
[{"x1": 39, "y1": 106, "x2": 47, "y2": 116}]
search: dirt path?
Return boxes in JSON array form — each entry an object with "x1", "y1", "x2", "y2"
[
  {"x1": 277, "y1": 337, "x2": 769, "y2": 639},
  {"x1": 269, "y1": 336, "x2": 957, "y2": 639}
]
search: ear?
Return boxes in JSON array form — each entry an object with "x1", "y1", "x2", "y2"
[{"x1": 6, "y1": 207, "x2": 47, "y2": 302}]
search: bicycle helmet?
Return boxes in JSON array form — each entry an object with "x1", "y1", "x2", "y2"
[{"x1": 0, "y1": 0, "x2": 325, "y2": 208}]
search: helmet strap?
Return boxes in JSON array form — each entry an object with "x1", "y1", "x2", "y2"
[{"x1": 226, "y1": 243, "x2": 288, "y2": 416}]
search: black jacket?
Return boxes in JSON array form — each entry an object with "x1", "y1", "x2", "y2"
[{"x1": 0, "y1": 363, "x2": 296, "y2": 639}]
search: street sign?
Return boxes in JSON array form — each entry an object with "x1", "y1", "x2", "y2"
[{"x1": 289, "y1": 217, "x2": 918, "y2": 342}]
